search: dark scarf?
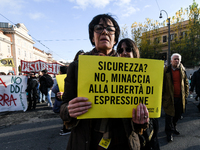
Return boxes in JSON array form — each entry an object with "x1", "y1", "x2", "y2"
[
  {"x1": 85, "y1": 48, "x2": 118, "y2": 139},
  {"x1": 85, "y1": 48, "x2": 117, "y2": 57}
]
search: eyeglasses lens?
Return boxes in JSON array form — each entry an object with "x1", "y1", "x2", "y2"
[
  {"x1": 94, "y1": 25, "x2": 115, "y2": 35},
  {"x1": 117, "y1": 48, "x2": 132, "y2": 54}
]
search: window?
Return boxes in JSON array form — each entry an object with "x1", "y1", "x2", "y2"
[
  {"x1": 163, "y1": 35, "x2": 167, "y2": 43},
  {"x1": 18, "y1": 48, "x2": 20, "y2": 55},
  {"x1": 154, "y1": 37, "x2": 159, "y2": 43},
  {"x1": 30, "y1": 53, "x2": 31, "y2": 58},
  {"x1": 179, "y1": 32, "x2": 186, "y2": 39},
  {"x1": 170, "y1": 34, "x2": 174, "y2": 41},
  {"x1": 0, "y1": 42, "x2": 1, "y2": 52},
  {"x1": 24, "y1": 50, "x2": 26, "y2": 57},
  {"x1": 8, "y1": 46, "x2": 11, "y2": 54}
]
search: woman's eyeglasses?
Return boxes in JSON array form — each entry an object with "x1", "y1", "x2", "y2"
[
  {"x1": 94, "y1": 24, "x2": 116, "y2": 35},
  {"x1": 117, "y1": 48, "x2": 132, "y2": 54}
]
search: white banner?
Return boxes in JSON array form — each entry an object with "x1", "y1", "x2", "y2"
[
  {"x1": 21, "y1": 60, "x2": 63, "y2": 74},
  {"x1": 0, "y1": 76, "x2": 28, "y2": 112}
]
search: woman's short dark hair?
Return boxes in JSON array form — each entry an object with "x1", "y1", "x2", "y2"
[
  {"x1": 89, "y1": 14, "x2": 120, "y2": 47},
  {"x1": 74, "y1": 50, "x2": 85, "y2": 61},
  {"x1": 117, "y1": 38, "x2": 140, "y2": 58}
]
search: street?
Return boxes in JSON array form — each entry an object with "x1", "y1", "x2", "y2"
[{"x1": 0, "y1": 96, "x2": 200, "y2": 150}]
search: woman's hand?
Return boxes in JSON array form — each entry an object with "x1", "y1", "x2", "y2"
[
  {"x1": 132, "y1": 103, "x2": 149, "y2": 124},
  {"x1": 67, "y1": 97, "x2": 92, "y2": 118}
]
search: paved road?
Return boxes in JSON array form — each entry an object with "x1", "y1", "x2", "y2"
[
  {"x1": 158, "y1": 96, "x2": 200, "y2": 150},
  {"x1": 0, "y1": 96, "x2": 200, "y2": 150}
]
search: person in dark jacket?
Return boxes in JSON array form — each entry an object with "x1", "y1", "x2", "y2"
[
  {"x1": 52, "y1": 66, "x2": 71, "y2": 136},
  {"x1": 38, "y1": 71, "x2": 45, "y2": 103},
  {"x1": 26, "y1": 71, "x2": 38, "y2": 110},
  {"x1": 162, "y1": 53, "x2": 189, "y2": 142},
  {"x1": 60, "y1": 14, "x2": 149, "y2": 150},
  {"x1": 190, "y1": 68, "x2": 200, "y2": 110},
  {"x1": 39, "y1": 69, "x2": 53, "y2": 107},
  {"x1": 117, "y1": 38, "x2": 160, "y2": 150}
]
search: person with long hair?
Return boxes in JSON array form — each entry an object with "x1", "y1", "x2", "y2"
[{"x1": 117, "y1": 38, "x2": 160, "y2": 150}]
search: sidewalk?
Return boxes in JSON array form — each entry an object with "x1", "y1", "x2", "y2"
[{"x1": 158, "y1": 95, "x2": 200, "y2": 150}]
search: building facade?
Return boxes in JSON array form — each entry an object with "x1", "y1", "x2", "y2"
[
  {"x1": 141, "y1": 20, "x2": 189, "y2": 65},
  {"x1": 0, "y1": 22, "x2": 53, "y2": 75}
]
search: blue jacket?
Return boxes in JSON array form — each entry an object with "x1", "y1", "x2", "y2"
[{"x1": 52, "y1": 84, "x2": 62, "y2": 113}]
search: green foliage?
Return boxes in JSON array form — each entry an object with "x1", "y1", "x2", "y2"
[{"x1": 120, "y1": 0, "x2": 200, "y2": 67}]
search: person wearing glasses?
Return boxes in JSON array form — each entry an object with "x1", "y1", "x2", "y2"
[
  {"x1": 117, "y1": 38, "x2": 160, "y2": 150},
  {"x1": 60, "y1": 14, "x2": 149, "y2": 150}
]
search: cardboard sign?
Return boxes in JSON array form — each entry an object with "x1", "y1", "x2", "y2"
[
  {"x1": 56, "y1": 74, "x2": 67, "y2": 92},
  {"x1": 0, "y1": 76, "x2": 27, "y2": 112},
  {"x1": 77, "y1": 55, "x2": 164, "y2": 119}
]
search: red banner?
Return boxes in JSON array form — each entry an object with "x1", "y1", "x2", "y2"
[{"x1": 21, "y1": 60, "x2": 63, "y2": 74}]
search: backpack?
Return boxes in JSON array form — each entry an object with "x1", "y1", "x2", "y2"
[{"x1": 45, "y1": 74, "x2": 54, "y2": 88}]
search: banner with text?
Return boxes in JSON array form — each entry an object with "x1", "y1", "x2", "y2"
[
  {"x1": 21, "y1": 60, "x2": 63, "y2": 74},
  {"x1": 0, "y1": 58, "x2": 15, "y2": 67},
  {"x1": 78, "y1": 55, "x2": 164, "y2": 119},
  {"x1": 0, "y1": 76, "x2": 28, "y2": 112}
]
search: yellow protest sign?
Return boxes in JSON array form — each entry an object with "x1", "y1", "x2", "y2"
[
  {"x1": 77, "y1": 55, "x2": 164, "y2": 119},
  {"x1": 0, "y1": 58, "x2": 15, "y2": 67},
  {"x1": 56, "y1": 74, "x2": 67, "y2": 92}
]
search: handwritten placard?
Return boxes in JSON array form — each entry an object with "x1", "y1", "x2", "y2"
[{"x1": 0, "y1": 76, "x2": 28, "y2": 112}]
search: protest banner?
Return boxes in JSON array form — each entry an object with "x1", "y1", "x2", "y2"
[
  {"x1": 21, "y1": 60, "x2": 63, "y2": 74},
  {"x1": 77, "y1": 55, "x2": 164, "y2": 119},
  {"x1": 0, "y1": 76, "x2": 27, "y2": 112},
  {"x1": 0, "y1": 58, "x2": 15, "y2": 67}
]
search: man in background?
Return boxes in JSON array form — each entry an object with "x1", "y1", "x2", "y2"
[
  {"x1": 190, "y1": 68, "x2": 200, "y2": 110},
  {"x1": 26, "y1": 71, "x2": 38, "y2": 110},
  {"x1": 38, "y1": 71, "x2": 45, "y2": 103},
  {"x1": 39, "y1": 69, "x2": 53, "y2": 107},
  {"x1": 162, "y1": 53, "x2": 189, "y2": 142}
]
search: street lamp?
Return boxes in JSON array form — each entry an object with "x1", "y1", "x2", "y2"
[{"x1": 159, "y1": 10, "x2": 171, "y2": 66}]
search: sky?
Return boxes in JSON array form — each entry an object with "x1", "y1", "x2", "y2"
[{"x1": 0, "y1": 0, "x2": 198, "y2": 62}]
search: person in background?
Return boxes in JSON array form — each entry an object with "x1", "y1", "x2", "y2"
[
  {"x1": 7, "y1": 72, "x2": 13, "y2": 75},
  {"x1": 39, "y1": 69, "x2": 53, "y2": 107},
  {"x1": 26, "y1": 71, "x2": 38, "y2": 110},
  {"x1": 190, "y1": 68, "x2": 200, "y2": 110},
  {"x1": 0, "y1": 72, "x2": 6, "y2": 75},
  {"x1": 162, "y1": 53, "x2": 189, "y2": 142},
  {"x1": 117, "y1": 38, "x2": 160, "y2": 150},
  {"x1": 52, "y1": 66, "x2": 71, "y2": 136},
  {"x1": 38, "y1": 71, "x2": 46, "y2": 103},
  {"x1": 60, "y1": 14, "x2": 149, "y2": 150}
]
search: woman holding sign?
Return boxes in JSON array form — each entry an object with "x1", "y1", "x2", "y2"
[
  {"x1": 117, "y1": 38, "x2": 160, "y2": 150},
  {"x1": 60, "y1": 14, "x2": 149, "y2": 150}
]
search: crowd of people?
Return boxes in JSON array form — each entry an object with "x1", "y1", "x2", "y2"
[{"x1": 1, "y1": 13, "x2": 200, "y2": 149}]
